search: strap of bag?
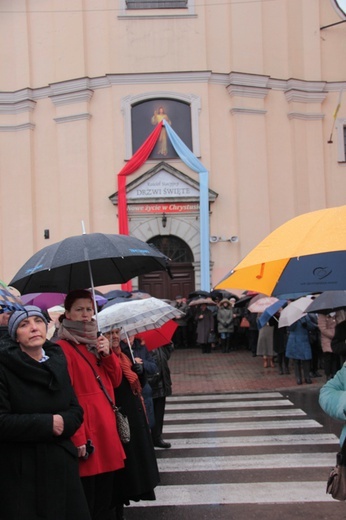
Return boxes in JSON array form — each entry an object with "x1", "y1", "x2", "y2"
[{"x1": 69, "y1": 342, "x2": 117, "y2": 412}]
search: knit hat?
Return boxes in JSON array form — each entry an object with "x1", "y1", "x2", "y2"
[{"x1": 8, "y1": 305, "x2": 48, "y2": 341}]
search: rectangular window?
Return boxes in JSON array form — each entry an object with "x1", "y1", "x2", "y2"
[{"x1": 126, "y1": 0, "x2": 187, "y2": 8}]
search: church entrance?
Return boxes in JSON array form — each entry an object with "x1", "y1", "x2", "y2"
[{"x1": 138, "y1": 235, "x2": 195, "y2": 300}]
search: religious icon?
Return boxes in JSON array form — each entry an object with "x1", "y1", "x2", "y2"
[
  {"x1": 131, "y1": 98, "x2": 192, "y2": 159},
  {"x1": 151, "y1": 106, "x2": 171, "y2": 156}
]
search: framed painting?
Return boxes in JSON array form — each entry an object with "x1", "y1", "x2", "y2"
[{"x1": 131, "y1": 98, "x2": 193, "y2": 159}]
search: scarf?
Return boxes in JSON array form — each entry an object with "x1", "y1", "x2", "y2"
[
  {"x1": 113, "y1": 344, "x2": 142, "y2": 395},
  {"x1": 58, "y1": 319, "x2": 99, "y2": 357}
]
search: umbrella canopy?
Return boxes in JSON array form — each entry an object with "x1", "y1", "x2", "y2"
[
  {"x1": 209, "y1": 289, "x2": 239, "y2": 301},
  {"x1": 0, "y1": 281, "x2": 24, "y2": 312},
  {"x1": 9, "y1": 233, "x2": 170, "y2": 295},
  {"x1": 215, "y1": 205, "x2": 346, "y2": 296},
  {"x1": 20, "y1": 292, "x2": 107, "y2": 312},
  {"x1": 234, "y1": 292, "x2": 259, "y2": 308},
  {"x1": 188, "y1": 297, "x2": 217, "y2": 307},
  {"x1": 248, "y1": 296, "x2": 280, "y2": 314},
  {"x1": 257, "y1": 299, "x2": 287, "y2": 329},
  {"x1": 305, "y1": 290, "x2": 346, "y2": 315},
  {"x1": 104, "y1": 289, "x2": 132, "y2": 300},
  {"x1": 278, "y1": 296, "x2": 314, "y2": 328},
  {"x1": 135, "y1": 320, "x2": 178, "y2": 351},
  {"x1": 188, "y1": 290, "x2": 210, "y2": 299},
  {"x1": 97, "y1": 297, "x2": 184, "y2": 336}
]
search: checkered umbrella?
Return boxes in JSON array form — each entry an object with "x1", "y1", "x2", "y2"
[{"x1": 0, "y1": 281, "x2": 24, "y2": 312}]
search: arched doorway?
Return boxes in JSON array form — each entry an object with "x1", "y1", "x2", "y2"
[{"x1": 138, "y1": 235, "x2": 195, "y2": 300}]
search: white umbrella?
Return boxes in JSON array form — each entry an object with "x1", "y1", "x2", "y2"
[
  {"x1": 278, "y1": 296, "x2": 314, "y2": 328},
  {"x1": 248, "y1": 296, "x2": 279, "y2": 313},
  {"x1": 97, "y1": 297, "x2": 184, "y2": 336}
]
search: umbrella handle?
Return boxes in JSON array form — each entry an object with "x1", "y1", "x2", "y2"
[
  {"x1": 81, "y1": 221, "x2": 101, "y2": 333},
  {"x1": 124, "y1": 330, "x2": 136, "y2": 364}
]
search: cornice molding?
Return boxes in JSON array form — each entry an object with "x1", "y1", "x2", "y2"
[
  {"x1": 49, "y1": 89, "x2": 94, "y2": 107},
  {"x1": 287, "y1": 112, "x2": 325, "y2": 121},
  {"x1": 0, "y1": 99, "x2": 36, "y2": 114},
  {"x1": 230, "y1": 108, "x2": 267, "y2": 116},
  {"x1": 285, "y1": 78, "x2": 327, "y2": 92},
  {"x1": 285, "y1": 90, "x2": 327, "y2": 104},
  {"x1": 0, "y1": 123, "x2": 35, "y2": 132},
  {"x1": 227, "y1": 85, "x2": 270, "y2": 99},
  {"x1": 0, "y1": 72, "x2": 345, "y2": 109},
  {"x1": 228, "y1": 72, "x2": 271, "y2": 89},
  {"x1": 105, "y1": 71, "x2": 212, "y2": 86},
  {"x1": 53, "y1": 113, "x2": 92, "y2": 124}
]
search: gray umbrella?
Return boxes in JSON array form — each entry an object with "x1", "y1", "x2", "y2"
[
  {"x1": 305, "y1": 291, "x2": 346, "y2": 315},
  {"x1": 9, "y1": 232, "x2": 170, "y2": 295}
]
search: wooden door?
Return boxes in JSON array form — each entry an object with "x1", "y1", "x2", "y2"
[
  {"x1": 139, "y1": 263, "x2": 195, "y2": 300},
  {"x1": 138, "y1": 235, "x2": 195, "y2": 300}
]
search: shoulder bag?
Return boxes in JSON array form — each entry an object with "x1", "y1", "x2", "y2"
[
  {"x1": 71, "y1": 344, "x2": 131, "y2": 444},
  {"x1": 326, "y1": 437, "x2": 346, "y2": 500}
]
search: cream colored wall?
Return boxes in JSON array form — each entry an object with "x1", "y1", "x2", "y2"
[{"x1": 1, "y1": 0, "x2": 346, "y2": 291}]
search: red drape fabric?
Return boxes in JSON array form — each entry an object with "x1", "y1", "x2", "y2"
[
  {"x1": 117, "y1": 121, "x2": 163, "y2": 290},
  {"x1": 118, "y1": 121, "x2": 163, "y2": 235}
]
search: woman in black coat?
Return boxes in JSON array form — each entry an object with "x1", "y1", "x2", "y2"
[
  {"x1": 0, "y1": 305, "x2": 91, "y2": 520},
  {"x1": 104, "y1": 328, "x2": 160, "y2": 520}
]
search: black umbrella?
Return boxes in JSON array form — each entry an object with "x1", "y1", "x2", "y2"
[
  {"x1": 9, "y1": 233, "x2": 170, "y2": 295},
  {"x1": 188, "y1": 290, "x2": 210, "y2": 299},
  {"x1": 305, "y1": 291, "x2": 346, "y2": 315},
  {"x1": 104, "y1": 289, "x2": 132, "y2": 300},
  {"x1": 209, "y1": 289, "x2": 239, "y2": 301},
  {"x1": 234, "y1": 292, "x2": 259, "y2": 308}
]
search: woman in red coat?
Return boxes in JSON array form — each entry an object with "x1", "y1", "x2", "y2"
[{"x1": 56, "y1": 290, "x2": 126, "y2": 520}]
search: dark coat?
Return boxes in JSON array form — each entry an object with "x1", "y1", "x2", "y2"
[
  {"x1": 112, "y1": 374, "x2": 160, "y2": 505},
  {"x1": 130, "y1": 339, "x2": 158, "y2": 428},
  {"x1": 0, "y1": 325, "x2": 9, "y2": 340},
  {"x1": 195, "y1": 306, "x2": 214, "y2": 344},
  {"x1": 0, "y1": 338, "x2": 91, "y2": 520},
  {"x1": 149, "y1": 344, "x2": 173, "y2": 399}
]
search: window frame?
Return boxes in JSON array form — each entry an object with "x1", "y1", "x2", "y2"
[
  {"x1": 121, "y1": 91, "x2": 201, "y2": 160},
  {"x1": 118, "y1": 0, "x2": 195, "y2": 17},
  {"x1": 336, "y1": 118, "x2": 346, "y2": 162}
]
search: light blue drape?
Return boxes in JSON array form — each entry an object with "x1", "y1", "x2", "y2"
[{"x1": 163, "y1": 120, "x2": 210, "y2": 291}]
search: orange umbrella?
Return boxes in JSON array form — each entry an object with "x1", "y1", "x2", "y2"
[{"x1": 216, "y1": 205, "x2": 346, "y2": 296}]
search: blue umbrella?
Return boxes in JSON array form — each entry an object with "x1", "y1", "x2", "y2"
[{"x1": 257, "y1": 299, "x2": 287, "y2": 329}]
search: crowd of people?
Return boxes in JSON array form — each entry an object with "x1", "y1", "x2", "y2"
[
  {"x1": 2, "y1": 287, "x2": 346, "y2": 517},
  {"x1": 172, "y1": 292, "x2": 346, "y2": 387},
  {"x1": 0, "y1": 289, "x2": 174, "y2": 520}
]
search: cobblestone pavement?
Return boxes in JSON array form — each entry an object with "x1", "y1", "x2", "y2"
[{"x1": 169, "y1": 346, "x2": 325, "y2": 395}]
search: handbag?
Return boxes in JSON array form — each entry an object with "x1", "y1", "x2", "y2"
[
  {"x1": 240, "y1": 316, "x2": 250, "y2": 328},
  {"x1": 71, "y1": 344, "x2": 131, "y2": 444},
  {"x1": 114, "y1": 407, "x2": 131, "y2": 444},
  {"x1": 326, "y1": 438, "x2": 346, "y2": 500}
]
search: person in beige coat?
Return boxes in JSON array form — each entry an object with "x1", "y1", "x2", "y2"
[{"x1": 318, "y1": 312, "x2": 340, "y2": 381}]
